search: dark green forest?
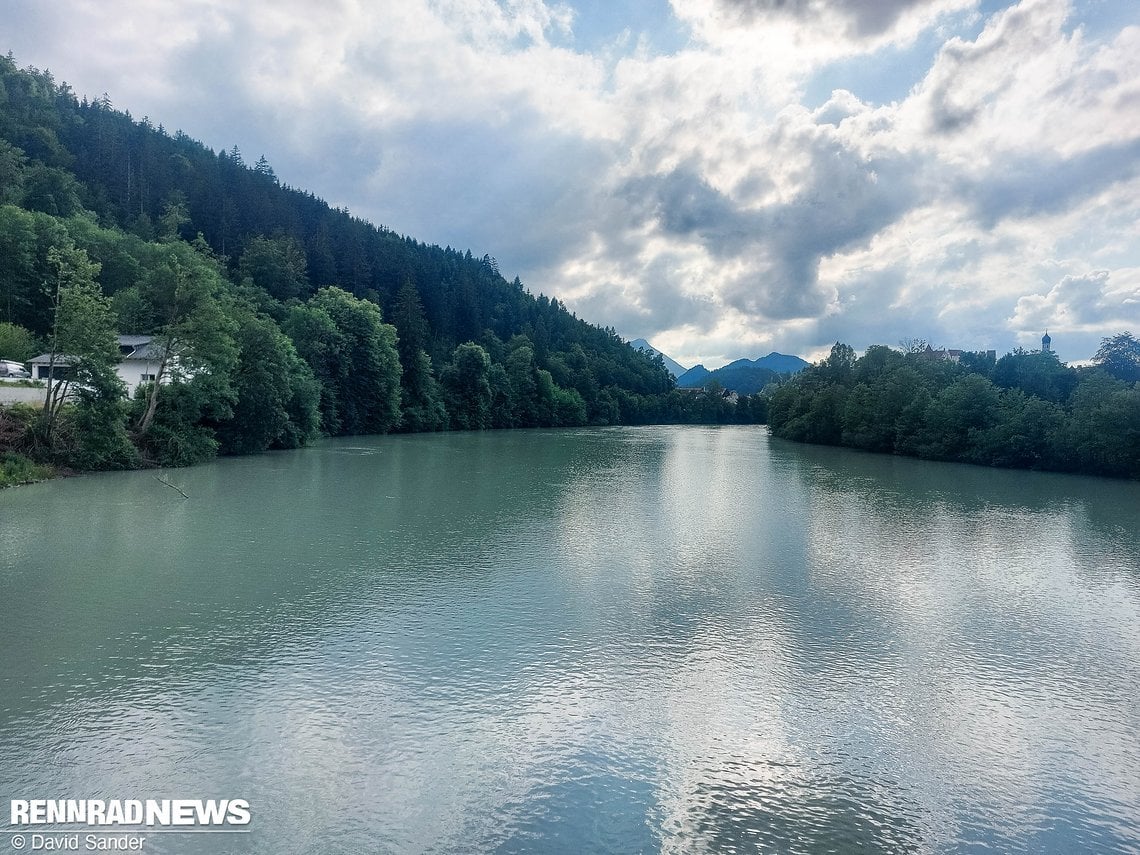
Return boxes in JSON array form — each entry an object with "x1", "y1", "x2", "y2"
[
  {"x1": 0, "y1": 55, "x2": 760, "y2": 482},
  {"x1": 768, "y1": 339, "x2": 1140, "y2": 479}
]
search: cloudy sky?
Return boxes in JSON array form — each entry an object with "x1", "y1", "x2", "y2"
[{"x1": 5, "y1": 0, "x2": 1139, "y2": 366}]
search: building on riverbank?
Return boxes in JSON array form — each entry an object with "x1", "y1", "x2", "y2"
[{"x1": 27, "y1": 335, "x2": 166, "y2": 394}]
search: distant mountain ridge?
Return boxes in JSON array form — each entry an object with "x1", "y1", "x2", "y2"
[
  {"x1": 750, "y1": 352, "x2": 811, "y2": 375},
  {"x1": 628, "y1": 337, "x2": 809, "y2": 393},
  {"x1": 678, "y1": 352, "x2": 809, "y2": 394},
  {"x1": 630, "y1": 339, "x2": 687, "y2": 379}
]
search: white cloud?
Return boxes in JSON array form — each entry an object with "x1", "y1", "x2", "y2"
[
  {"x1": 670, "y1": 0, "x2": 975, "y2": 59},
  {"x1": 5, "y1": 0, "x2": 1139, "y2": 364},
  {"x1": 1011, "y1": 268, "x2": 1140, "y2": 335}
]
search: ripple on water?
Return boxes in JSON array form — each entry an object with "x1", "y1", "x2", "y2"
[{"x1": 1, "y1": 428, "x2": 1138, "y2": 854}]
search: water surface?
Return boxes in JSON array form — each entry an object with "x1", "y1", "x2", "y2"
[{"x1": 1, "y1": 427, "x2": 1138, "y2": 853}]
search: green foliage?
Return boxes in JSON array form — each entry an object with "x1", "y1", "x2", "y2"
[
  {"x1": 132, "y1": 382, "x2": 222, "y2": 467},
  {"x1": 1063, "y1": 374, "x2": 1140, "y2": 478},
  {"x1": 0, "y1": 204, "x2": 68, "y2": 333},
  {"x1": 239, "y1": 235, "x2": 308, "y2": 301},
  {"x1": 110, "y1": 287, "x2": 150, "y2": 331},
  {"x1": 391, "y1": 282, "x2": 446, "y2": 431},
  {"x1": 22, "y1": 163, "x2": 83, "y2": 216},
  {"x1": 40, "y1": 245, "x2": 118, "y2": 416},
  {"x1": 0, "y1": 321, "x2": 39, "y2": 361},
  {"x1": 300, "y1": 287, "x2": 402, "y2": 435},
  {"x1": 552, "y1": 385, "x2": 588, "y2": 426},
  {"x1": 134, "y1": 245, "x2": 238, "y2": 435},
  {"x1": 820, "y1": 342, "x2": 856, "y2": 383},
  {"x1": 62, "y1": 211, "x2": 146, "y2": 295},
  {"x1": 958, "y1": 350, "x2": 996, "y2": 375},
  {"x1": 279, "y1": 356, "x2": 322, "y2": 449},
  {"x1": 1093, "y1": 332, "x2": 1140, "y2": 384},
  {"x1": 50, "y1": 248, "x2": 119, "y2": 374},
  {"x1": 158, "y1": 192, "x2": 190, "y2": 241},
  {"x1": 0, "y1": 451, "x2": 54, "y2": 488},
  {"x1": 398, "y1": 349, "x2": 447, "y2": 432},
  {"x1": 969, "y1": 391, "x2": 1064, "y2": 469},
  {"x1": 852, "y1": 345, "x2": 904, "y2": 385},
  {"x1": 918, "y1": 374, "x2": 1001, "y2": 459},
  {"x1": 441, "y1": 342, "x2": 492, "y2": 430},
  {"x1": 0, "y1": 140, "x2": 28, "y2": 205},
  {"x1": 36, "y1": 247, "x2": 136, "y2": 467},
  {"x1": 70, "y1": 393, "x2": 139, "y2": 470},
  {"x1": 806, "y1": 383, "x2": 848, "y2": 444},
  {"x1": 213, "y1": 309, "x2": 320, "y2": 454},
  {"x1": 737, "y1": 393, "x2": 768, "y2": 424},
  {"x1": 283, "y1": 302, "x2": 344, "y2": 433},
  {"x1": 992, "y1": 349, "x2": 1076, "y2": 403},
  {"x1": 770, "y1": 340, "x2": 1139, "y2": 478},
  {"x1": 505, "y1": 340, "x2": 543, "y2": 426},
  {"x1": 487, "y1": 363, "x2": 514, "y2": 428},
  {"x1": 0, "y1": 403, "x2": 38, "y2": 455}
]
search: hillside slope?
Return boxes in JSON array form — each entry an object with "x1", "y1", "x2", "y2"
[{"x1": 0, "y1": 55, "x2": 767, "y2": 474}]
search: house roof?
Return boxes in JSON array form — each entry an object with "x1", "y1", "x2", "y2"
[
  {"x1": 122, "y1": 343, "x2": 165, "y2": 361},
  {"x1": 118, "y1": 335, "x2": 166, "y2": 361},
  {"x1": 28, "y1": 353, "x2": 77, "y2": 365},
  {"x1": 29, "y1": 335, "x2": 160, "y2": 365}
]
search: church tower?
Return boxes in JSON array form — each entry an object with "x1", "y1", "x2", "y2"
[{"x1": 1042, "y1": 330, "x2": 1051, "y2": 353}]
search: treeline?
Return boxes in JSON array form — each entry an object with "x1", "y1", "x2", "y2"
[
  {"x1": 768, "y1": 341, "x2": 1140, "y2": 479},
  {"x1": 0, "y1": 55, "x2": 763, "y2": 481}
]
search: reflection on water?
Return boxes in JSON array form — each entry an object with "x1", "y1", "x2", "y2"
[{"x1": 1, "y1": 427, "x2": 1138, "y2": 853}]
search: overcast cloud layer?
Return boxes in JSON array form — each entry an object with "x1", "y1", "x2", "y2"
[{"x1": 4, "y1": 0, "x2": 1138, "y2": 365}]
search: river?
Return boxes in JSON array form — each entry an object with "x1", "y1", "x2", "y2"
[{"x1": 1, "y1": 426, "x2": 1138, "y2": 853}]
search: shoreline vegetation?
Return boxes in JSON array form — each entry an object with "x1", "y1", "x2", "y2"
[
  {"x1": 0, "y1": 56, "x2": 1135, "y2": 487},
  {"x1": 0, "y1": 55, "x2": 763, "y2": 488},
  {"x1": 0, "y1": 451, "x2": 55, "y2": 488},
  {"x1": 769, "y1": 340, "x2": 1139, "y2": 480}
]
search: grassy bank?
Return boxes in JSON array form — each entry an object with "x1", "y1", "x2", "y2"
[{"x1": 0, "y1": 452, "x2": 55, "y2": 488}]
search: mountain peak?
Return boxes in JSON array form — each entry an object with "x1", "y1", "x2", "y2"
[{"x1": 753, "y1": 353, "x2": 810, "y2": 374}]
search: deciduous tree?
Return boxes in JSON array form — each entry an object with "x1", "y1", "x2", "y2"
[{"x1": 1093, "y1": 332, "x2": 1140, "y2": 384}]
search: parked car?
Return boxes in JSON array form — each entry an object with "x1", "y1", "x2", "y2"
[{"x1": 0, "y1": 359, "x2": 31, "y2": 378}]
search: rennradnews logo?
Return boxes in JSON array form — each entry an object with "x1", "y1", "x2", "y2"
[{"x1": 10, "y1": 798, "x2": 250, "y2": 827}]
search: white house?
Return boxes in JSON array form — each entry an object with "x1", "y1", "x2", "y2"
[
  {"x1": 27, "y1": 335, "x2": 167, "y2": 394},
  {"x1": 113, "y1": 335, "x2": 166, "y2": 392}
]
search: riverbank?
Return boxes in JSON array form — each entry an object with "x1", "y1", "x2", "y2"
[
  {"x1": 768, "y1": 343, "x2": 1140, "y2": 480},
  {"x1": 0, "y1": 452, "x2": 55, "y2": 488}
]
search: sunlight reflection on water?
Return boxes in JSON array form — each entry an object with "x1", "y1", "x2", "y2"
[{"x1": 1, "y1": 427, "x2": 1138, "y2": 853}]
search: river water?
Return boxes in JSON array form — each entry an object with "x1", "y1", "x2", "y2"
[{"x1": 1, "y1": 426, "x2": 1138, "y2": 853}]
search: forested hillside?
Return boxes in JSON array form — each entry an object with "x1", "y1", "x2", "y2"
[
  {"x1": 768, "y1": 340, "x2": 1140, "y2": 479},
  {"x1": 0, "y1": 55, "x2": 761, "y2": 481}
]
